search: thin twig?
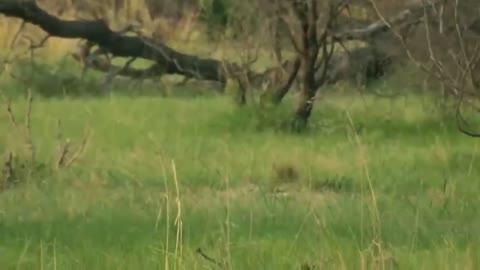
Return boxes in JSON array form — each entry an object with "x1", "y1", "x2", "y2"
[
  {"x1": 8, "y1": 20, "x2": 26, "y2": 51},
  {"x1": 196, "y1": 248, "x2": 224, "y2": 269},
  {"x1": 25, "y1": 89, "x2": 35, "y2": 162},
  {"x1": 1, "y1": 152, "x2": 15, "y2": 190},
  {"x1": 6, "y1": 100, "x2": 18, "y2": 129},
  {"x1": 56, "y1": 140, "x2": 70, "y2": 169},
  {"x1": 64, "y1": 128, "x2": 92, "y2": 168},
  {"x1": 56, "y1": 119, "x2": 71, "y2": 169},
  {"x1": 103, "y1": 57, "x2": 138, "y2": 89}
]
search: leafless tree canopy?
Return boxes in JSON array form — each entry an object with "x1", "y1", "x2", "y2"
[{"x1": 369, "y1": 0, "x2": 480, "y2": 136}]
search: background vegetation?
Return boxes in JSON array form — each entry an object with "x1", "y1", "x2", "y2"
[{"x1": 1, "y1": 0, "x2": 480, "y2": 269}]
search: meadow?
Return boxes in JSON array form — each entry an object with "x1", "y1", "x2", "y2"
[{"x1": 1, "y1": 63, "x2": 480, "y2": 269}]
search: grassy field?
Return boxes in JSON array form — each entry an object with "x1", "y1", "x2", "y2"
[{"x1": 1, "y1": 75, "x2": 480, "y2": 269}]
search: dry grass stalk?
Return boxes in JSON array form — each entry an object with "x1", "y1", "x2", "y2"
[{"x1": 1, "y1": 152, "x2": 15, "y2": 191}]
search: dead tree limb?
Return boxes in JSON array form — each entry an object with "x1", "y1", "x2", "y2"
[{"x1": 0, "y1": 0, "x2": 231, "y2": 82}]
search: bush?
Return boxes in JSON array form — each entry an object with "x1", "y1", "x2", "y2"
[{"x1": 1, "y1": 58, "x2": 100, "y2": 98}]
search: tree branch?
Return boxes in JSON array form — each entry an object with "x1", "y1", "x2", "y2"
[{"x1": 334, "y1": 0, "x2": 443, "y2": 42}]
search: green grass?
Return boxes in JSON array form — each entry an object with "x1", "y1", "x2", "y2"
[{"x1": 1, "y1": 78, "x2": 480, "y2": 269}]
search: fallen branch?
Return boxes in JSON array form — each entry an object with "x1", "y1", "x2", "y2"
[
  {"x1": 71, "y1": 41, "x2": 165, "y2": 81},
  {"x1": 0, "y1": 0, "x2": 229, "y2": 82}
]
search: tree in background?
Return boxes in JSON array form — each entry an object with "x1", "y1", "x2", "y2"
[
  {"x1": 370, "y1": 0, "x2": 480, "y2": 136},
  {"x1": 0, "y1": 0, "x2": 478, "y2": 133}
]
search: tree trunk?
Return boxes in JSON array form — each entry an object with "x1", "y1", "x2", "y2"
[
  {"x1": 269, "y1": 59, "x2": 301, "y2": 104},
  {"x1": 291, "y1": 57, "x2": 317, "y2": 131},
  {"x1": 292, "y1": 88, "x2": 315, "y2": 131}
]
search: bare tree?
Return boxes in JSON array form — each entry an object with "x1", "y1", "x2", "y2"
[
  {"x1": 273, "y1": 0, "x2": 343, "y2": 129},
  {"x1": 369, "y1": 0, "x2": 480, "y2": 137}
]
